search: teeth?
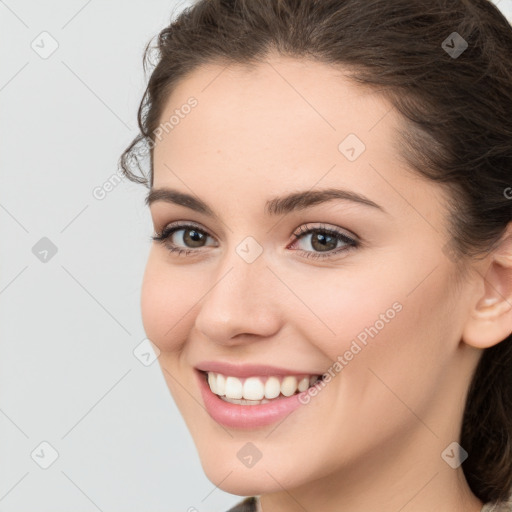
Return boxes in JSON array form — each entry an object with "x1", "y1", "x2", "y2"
[
  {"x1": 281, "y1": 376, "x2": 298, "y2": 397},
  {"x1": 298, "y1": 377, "x2": 310, "y2": 392},
  {"x1": 265, "y1": 376, "x2": 281, "y2": 399},
  {"x1": 221, "y1": 396, "x2": 271, "y2": 405},
  {"x1": 207, "y1": 372, "x2": 218, "y2": 394},
  {"x1": 206, "y1": 372, "x2": 321, "y2": 401},
  {"x1": 225, "y1": 376, "x2": 243, "y2": 399},
  {"x1": 243, "y1": 377, "x2": 265, "y2": 400}
]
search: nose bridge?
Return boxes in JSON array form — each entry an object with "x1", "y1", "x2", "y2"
[{"x1": 194, "y1": 238, "x2": 281, "y2": 342}]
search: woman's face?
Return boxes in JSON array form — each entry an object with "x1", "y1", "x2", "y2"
[{"x1": 142, "y1": 56, "x2": 482, "y2": 497}]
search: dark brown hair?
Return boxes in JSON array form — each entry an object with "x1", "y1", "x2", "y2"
[{"x1": 119, "y1": 0, "x2": 512, "y2": 504}]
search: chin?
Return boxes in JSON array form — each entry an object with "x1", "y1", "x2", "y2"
[
  {"x1": 203, "y1": 471, "x2": 274, "y2": 497},
  {"x1": 200, "y1": 453, "x2": 305, "y2": 496}
]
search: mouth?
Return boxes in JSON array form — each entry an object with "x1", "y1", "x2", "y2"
[
  {"x1": 195, "y1": 367, "x2": 326, "y2": 428},
  {"x1": 199, "y1": 370, "x2": 324, "y2": 405}
]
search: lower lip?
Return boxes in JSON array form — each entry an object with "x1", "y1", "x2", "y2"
[{"x1": 196, "y1": 370, "x2": 312, "y2": 429}]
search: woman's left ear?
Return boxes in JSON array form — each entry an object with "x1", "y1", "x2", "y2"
[{"x1": 461, "y1": 221, "x2": 512, "y2": 349}]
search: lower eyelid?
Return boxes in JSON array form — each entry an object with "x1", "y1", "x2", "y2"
[
  {"x1": 155, "y1": 224, "x2": 358, "y2": 258},
  {"x1": 289, "y1": 237, "x2": 357, "y2": 259}
]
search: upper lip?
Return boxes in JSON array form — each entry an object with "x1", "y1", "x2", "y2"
[{"x1": 195, "y1": 361, "x2": 322, "y2": 378}]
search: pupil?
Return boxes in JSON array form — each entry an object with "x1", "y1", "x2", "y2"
[
  {"x1": 312, "y1": 232, "x2": 336, "y2": 251},
  {"x1": 185, "y1": 229, "x2": 205, "y2": 247}
]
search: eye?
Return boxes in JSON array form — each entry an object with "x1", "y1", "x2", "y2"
[
  {"x1": 151, "y1": 221, "x2": 360, "y2": 259},
  {"x1": 289, "y1": 223, "x2": 359, "y2": 259},
  {"x1": 151, "y1": 222, "x2": 216, "y2": 256}
]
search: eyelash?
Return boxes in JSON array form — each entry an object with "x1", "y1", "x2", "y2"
[{"x1": 151, "y1": 221, "x2": 360, "y2": 260}]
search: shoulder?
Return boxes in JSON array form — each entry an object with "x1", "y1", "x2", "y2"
[
  {"x1": 226, "y1": 495, "x2": 512, "y2": 512},
  {"x1": 226, "y1": 496, "x2": 258, "y2": 512}
]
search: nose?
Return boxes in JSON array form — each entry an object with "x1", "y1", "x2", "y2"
[{"x1": 193, "y1": 250, "x2": 282, "y2": 345}]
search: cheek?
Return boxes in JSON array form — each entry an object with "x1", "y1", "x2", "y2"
[
  {"x1": 282, "y1": 264, "x2": 406, "y2": 360},
  {"x1": 326, "y1": 264, "x2": 456, "y2": 418},
  {"x1": 140, "y1": 252, "x2": 195, "y2": 353},
  {"x1": 303, "y1": 259, "x2": 453, "y2": 396}
]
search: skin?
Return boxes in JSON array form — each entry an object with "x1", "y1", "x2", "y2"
[{"x1": 141, "y1": 54, "x2": 512, "y2": 512}]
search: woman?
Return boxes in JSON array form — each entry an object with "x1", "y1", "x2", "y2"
[{"x1": 119, "y1": 1, "x2": 512, "y2": 511}]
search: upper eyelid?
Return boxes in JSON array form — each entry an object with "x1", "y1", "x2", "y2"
[
  {"x1": 155, "y1": 221, "x2": 218, "y2": 246},
  {"x1": 156, "y1": 220, "x2": 208, "y2": 235},
  {"x1": 294, "y1": 222, "x2": 357, "y2": 239},
  {"x1": 157, "y1": 221, "x2": 358, "y2": 244}
]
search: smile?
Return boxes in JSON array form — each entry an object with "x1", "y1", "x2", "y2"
[
  {"x1": 205, "y1": 371, "x2": 323, "y2": 404},
  {"x1": 196, "y1": 369, "x2": 326, "y2": 428}
]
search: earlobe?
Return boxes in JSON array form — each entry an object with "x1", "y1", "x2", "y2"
[
  {"x1": 463, "y1": 297, "x2": 512, "y2": 350},
  {"x1": 461, "y1": 223, "x2": 512, "y2": 350}
]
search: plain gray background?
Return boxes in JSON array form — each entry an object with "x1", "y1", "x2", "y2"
[{"x1": 1, "y1": 1, "x2": 511, "y2": 511}]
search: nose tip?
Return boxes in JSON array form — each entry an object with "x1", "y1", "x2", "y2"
[{"x1": 193, "y1": 263, "x2": 281, "y2": 345}]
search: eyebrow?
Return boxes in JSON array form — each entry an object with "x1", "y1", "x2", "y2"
[{"x1": 145, "y1": 187, "x2": 387, "y2": 217}]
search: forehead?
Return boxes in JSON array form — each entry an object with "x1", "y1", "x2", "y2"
[
  {"x1": 151, "y1": 56, "x2": 448, "y2": 222},
  {"x1": 155, "y1": 56, "x2": 393, "y2": 152}
]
